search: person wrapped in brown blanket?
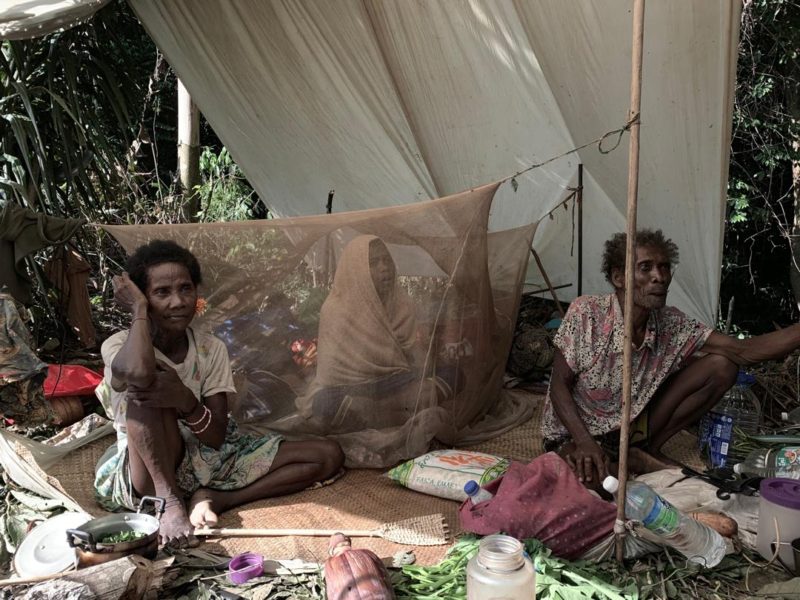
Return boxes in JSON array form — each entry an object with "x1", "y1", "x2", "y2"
[{"x1": 297, "y1": 235, "x2": 462, "y2": 435}]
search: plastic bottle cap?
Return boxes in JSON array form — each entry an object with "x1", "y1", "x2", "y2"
[
  {"x1": 735, "y1": 371, "x2": 756, "y2": 387},
  {"x1": 602, "y1": 476, "x2": 619, "y2": 494},
  {"x1": 464, "y1": 480, "x2": 479, "y2": 496}
]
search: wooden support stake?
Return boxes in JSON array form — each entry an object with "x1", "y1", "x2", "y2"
[
  {"x1": 530, "y1": 249, "x2": 565, "y2": 317},
  {"x1": 616, "y1": 0, "x2": 646, "y2": 563},
  {"x1": 577, "y1": 164, "x2": 584, "y2": 296}
]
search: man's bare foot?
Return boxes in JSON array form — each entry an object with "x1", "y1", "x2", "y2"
[
  {"x1": 189, "y1": 489, "x2": 224, "y2": 528},
  {"x1": 628, "y1": 447, "x2": 676, "y2": 474},
  {"x1": 159, "y1": 494, "x2": 199, "y2": 548}
]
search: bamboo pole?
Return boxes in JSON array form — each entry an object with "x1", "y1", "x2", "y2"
[
  {"x1": 615, "y1": 0, "x2": 646, "y2": 563},
  {"x1": 577, "y1": 164, "x2": 584, "y2": 296},
  {"x1": 530, "y1": 249, "x2": 565, "y2": 317}
]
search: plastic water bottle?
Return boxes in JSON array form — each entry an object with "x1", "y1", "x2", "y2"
[
  {"x1": 702, "y1": 371, "x2": 761, "y2": 467},
  {"x1": 732, "y1": 446, "x2": 800, "y2": 479},
  {"x1": 464, "y1": 480, "x2": 494, "y2": 505},
  {"x1": 603, "y1": 476, "x2": 726, "y2": 567},
  {"x1": 466, "y1": 534, "x2": 535, "y2": 599}
]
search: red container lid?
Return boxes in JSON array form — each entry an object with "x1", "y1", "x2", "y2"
[{"x1": 760, "y1": 478, "x2": 800, "y2": 510}]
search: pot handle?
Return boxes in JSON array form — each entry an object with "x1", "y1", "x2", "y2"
[
  {"x1": 66, "y1": 528, "x2": 98, "y2": 552},
  {"x1": 138, "y1": 495, "x2": 166, "y2": 518}
]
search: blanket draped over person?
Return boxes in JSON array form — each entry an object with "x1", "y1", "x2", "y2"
[
  {"x1": 307, "y1": 235, "x2": 417, "y2": 392},
  {"x1": 297, "y1": 235, "x2": 451, "y2": 465}
]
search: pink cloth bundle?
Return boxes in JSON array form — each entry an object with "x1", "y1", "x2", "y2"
[{"x1": 459, "y1": 452, "x2": 616, "y2": 559}]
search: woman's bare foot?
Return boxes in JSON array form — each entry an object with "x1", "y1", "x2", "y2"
[
  {"x1": 189, "y1": 489, "x2": 224, "y2": 528},
  {"x1": 628, "y1": 447, "x2": 676, "y2": 474},
  {"x1": 159, "y1": 495, "x2": 199, "y2": 548}
]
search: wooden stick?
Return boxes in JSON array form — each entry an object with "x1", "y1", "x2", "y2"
[
  {"x1": 530, "y1": 249, "x2": 565, "y2": 317},
  {"x1": 616, "y1": 0, "x2": 646, "y2": 563},
  {"x1": 577, "y1": 164, "x2": 584, "y2": 296},
  {"x1": 195, "y1": 527, "x2": 380, "y2": 538}
]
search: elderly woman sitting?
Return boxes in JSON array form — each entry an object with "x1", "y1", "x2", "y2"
[{"x1": 94, "y1": 240, "x2": 344, "y2": 547}]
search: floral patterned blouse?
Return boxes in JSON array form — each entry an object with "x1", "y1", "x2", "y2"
[{"x1": 541, "y1": 294, "x2": 712, "y2": 441}]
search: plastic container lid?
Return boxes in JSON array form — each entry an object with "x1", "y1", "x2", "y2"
[
  {"x1": 228, "y1": 552, "x2": 264, "y2": 584},
  {"x1": 602, "y1": 476, "x2": 619, "y2": 494},
  {"x1": 13, "y1": 511, "x2": 91, "y2": 578},
  {"x1": 464, "y1": 480, "x2": 480, "y2": 496},
  {"x1": 760, "y1": 478, "x2": 800, "y2": 510}
]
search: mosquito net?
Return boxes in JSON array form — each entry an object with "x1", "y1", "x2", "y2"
[{"x1": 101, "y1": 182, "x2": 538, "y2": 467}]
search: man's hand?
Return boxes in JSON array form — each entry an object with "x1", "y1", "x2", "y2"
[
  {"x1": 112, "y1": 272, "x2": 148, "y2": 314},
  {"x1": 564, "y1": 438, "x2": 610, "y2": 484},
  {"x1": 127, "y1": 361, "x2": 196, "y2": 414}
]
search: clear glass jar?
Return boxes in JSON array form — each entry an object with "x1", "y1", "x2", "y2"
[{"x1": 466, "y1": 534, "x2": 536, "y2": 599}]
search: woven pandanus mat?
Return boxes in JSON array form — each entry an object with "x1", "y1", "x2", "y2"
[
  {"x1": 459, "y1": 392, "x2": 545, "y2": 462},
  {"x1": 203, "y1": 467, "x2": 461, "y2": 566},
  {"x1": 46, "y1": 435, "x2": 116, "y2": 517},
  {"x1": 661, "y1": 429, "x2": 705, "y2": 471}
]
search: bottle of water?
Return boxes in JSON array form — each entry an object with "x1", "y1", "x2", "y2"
[
  {"x1": 602, "y1": 476, "x2": 726, "y2": 567},
  {"x1": 464, "y1": 480, "x2": 494, "y2": 505},
  {"x1": 732, "y1": 446, "x2": 800, "y2": 479},
  {"x1": 703, "y1": 371, "x2": 761, "y2": 467},
  {"x1": 466, "y1": 534, "x2": 535, "y2": 599}
]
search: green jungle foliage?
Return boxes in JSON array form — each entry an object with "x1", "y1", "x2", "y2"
[
  {"x1": 721, "y1": 0, "x2": 800, "y2": 333},
  {"x1": 0, "y1": 1, "x2": 263, "y2": 346}
]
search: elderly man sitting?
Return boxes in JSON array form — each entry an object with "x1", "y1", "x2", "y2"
[{"x1": 542, "y1": 229, "x2": 800, "y2": 486}]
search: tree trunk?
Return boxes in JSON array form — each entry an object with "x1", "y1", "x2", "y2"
[
  {"x1": 177, "y1": 79, "x2": 201, "y2": 222},
  {"x1": 13, "y1": 555, "x2": 173, "y2": 600}
]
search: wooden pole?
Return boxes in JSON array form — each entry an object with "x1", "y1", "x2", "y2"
[
  {"x1": 178, "y1": 79, "x2": 201, "y2": 222},
  {"x1": 577, "y1": 164, "x2": 584, "y2": 296},
  {"x1": 530, "y1": 249, "x2": 565, "y2": 317},
  {"x1": 615, "y1": 0, "x2": 646, "y2": 563}
]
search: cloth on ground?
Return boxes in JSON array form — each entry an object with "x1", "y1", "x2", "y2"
[
  {"x1": 0, "y1": 293, "x2": 52, "y2": 426},
  {"x1": 459, "y1": 452, "x2": 616, "y2": 559},
  {"x1": 93, "y1": 326, "x2": 283, "y2": 511},
  {"x1": 44, "y1": 247, "x2": 97, "y2": 348},
  {"x1": 0, "y1": 202, "x2": 83, "y2": 304}
]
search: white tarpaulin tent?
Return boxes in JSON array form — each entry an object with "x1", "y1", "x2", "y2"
[{"x1": 0, "y1": 0, "x2": 741, "y2": 324}]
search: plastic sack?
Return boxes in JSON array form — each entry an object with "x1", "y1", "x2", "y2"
[
  {"x1": 386, "y1": 450, "x2": 509, "y2": 501},
  {"x1": 44, "y1": 365, "x2": 103, "y2": 398}
]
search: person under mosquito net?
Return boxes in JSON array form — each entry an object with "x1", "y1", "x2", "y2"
[
  {"x1": 297, "y1": 235, "x2": 461, "y2": 444},
  {"x1": 542, "y1": 228, "x2": 800, "y2": 489},
  {"x1": 94, "y1": 240, "x2": 344, "y2": 548}
]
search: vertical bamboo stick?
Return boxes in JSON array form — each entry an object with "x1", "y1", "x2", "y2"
[
  {"x1": 577, "y1": 164, "x2": 584, "y2": 296},
  {"x1": 531, "y1": 249, "x2": 565, "y2": 317},
  {"x1": 616, "y1": 0, "x2": 646, "y2": 563}
]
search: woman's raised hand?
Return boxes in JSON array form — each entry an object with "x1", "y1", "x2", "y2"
[{"x1": 112, "y1": 272, "x2": 148, "y2": 313}]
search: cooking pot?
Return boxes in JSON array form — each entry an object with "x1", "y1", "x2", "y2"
[{"x1": 66, "y1": 496, "x2": 164, "y2": 568}]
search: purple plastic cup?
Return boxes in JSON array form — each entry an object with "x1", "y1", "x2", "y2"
[{"x1": 228, "y1": 552, "x2": 264, "y2": 584}]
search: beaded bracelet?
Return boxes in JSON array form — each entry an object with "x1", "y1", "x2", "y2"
[
  {"x1": 183, "y1": 401, "x2": 205, "y2": 426},
  {"x1": 190, "y1": 407, "x2": 213, "y2": 435}
]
